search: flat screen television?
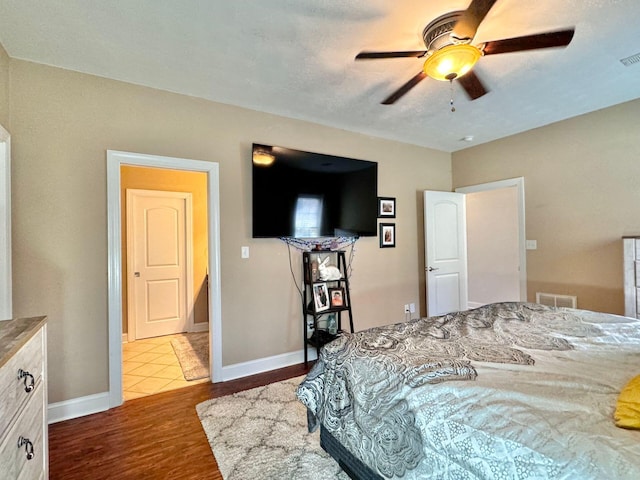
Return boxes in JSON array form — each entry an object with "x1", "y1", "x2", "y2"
[{"x1": 252, "y1": 143, "x2": 378, "y2": 238}]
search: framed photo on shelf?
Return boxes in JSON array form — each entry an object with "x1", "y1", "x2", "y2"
[
  {"x1": 329, "y1": 287, "x2": 345, "y2": 307},
  {"x1": 313, "y1": 283, "x2": 330, "y2": 312},
  {"x1": 378, "y1": 197, "x2": 396, "y2": 218},
  {"x1": 379, "y1": 223, "x2": 396, "y2": 248}
]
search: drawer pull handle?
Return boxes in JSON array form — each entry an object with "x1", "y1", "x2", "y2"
[
  {"x1": 17, "y1": 436, "x2": 35, "y2": 460},
  {"x1": 17, "y1": 369, "x2": 35, "y2": 393}
]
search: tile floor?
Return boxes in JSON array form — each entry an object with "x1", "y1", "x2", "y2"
[{"x1": 122, "y1": 334, "x2": 209, "y2": 401}]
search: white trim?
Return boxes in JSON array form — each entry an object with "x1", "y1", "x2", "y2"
[
  {"x1": 47, "y1": 392, "x2": 110, "y2": 424},
  {"x1": 122, "y1": 333, "x2": 128, "y2": 343},
  {"x1": 107, "y1": 150, "x2": 222, "y2": 409},
  {"x1": 221, "y1": 348, "x2": 318, "y2": 382},
  {"x1": 455, "y1": 177, "x2": 527, "y2": 302},
  {"x1": 0, "y1": 124, "x2": 11, "y2": 319},
  {"x1": 125, "y1": 189, "x2": 194, "y2": 340}
]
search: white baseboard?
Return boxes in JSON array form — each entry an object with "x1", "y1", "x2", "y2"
[
  {"x1": 122, "y1": 333, "x2": 128, "y2": 343},
  {"x1": 49, "y1": 348, "x2": 316, "y2": 423},
  {"x1": 48, "y1": 391, "x2": 110, "y2": 424},
  {"x1": 467, "y1": 301, "x2": 485, "y2": 309},
  {"x1": 190, "y1": 322, "x2": 209, "y2": 333},
  {"x1": 221, "y1": 348, "x2": 317, "y2": 382}
]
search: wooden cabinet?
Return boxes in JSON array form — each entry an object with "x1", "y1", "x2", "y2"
[
  {"x1": 0, "y1": 317, "x2": 48, "y2": 480},
  {"x1": 302, "y1": 250, "x2": 353, "y2": 364}
]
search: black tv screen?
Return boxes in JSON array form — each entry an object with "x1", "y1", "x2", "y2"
[{"x1": 252, "y1": 144, "x2": 378, "y2": 238}]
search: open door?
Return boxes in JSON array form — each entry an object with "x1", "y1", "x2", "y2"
[{"x1": 424, "y1": 191, "x2": 468, "y2": 316}]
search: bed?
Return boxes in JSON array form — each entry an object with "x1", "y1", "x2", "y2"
[{"x1": 296, "y1": 302, "x2": 640, "y2": 479}]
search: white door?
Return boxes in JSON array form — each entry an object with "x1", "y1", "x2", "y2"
[
  {"x1": 424, "y1": 191, "x2": 468, "y2": 316},
  {"x1": 127, "y1": 189, "x2": 193, "y2": 340}
]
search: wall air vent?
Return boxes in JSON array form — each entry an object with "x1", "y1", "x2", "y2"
[
  {"x1": 620, "y1": 52, "x2": 640, "y2": 67},
  {"x1": 536, "y1": 292, "x2": 577, "y2": 309}
]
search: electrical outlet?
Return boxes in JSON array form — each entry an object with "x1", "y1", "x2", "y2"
[
  {"x1": 404, "y1": 304, "x2": 410, "y2": 313},
  {"x1": 409, "y1": 303, "x2": 416, "y2": 313}
]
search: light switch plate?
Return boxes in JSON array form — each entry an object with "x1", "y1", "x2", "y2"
[
  {"x1": 241, "y1": 246, "x2": 249, "y2": 258},
  {"x1": 526, "y1": 240, "x2": 537, "y2": 250}
]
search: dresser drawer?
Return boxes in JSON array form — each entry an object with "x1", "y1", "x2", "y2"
[
  {"x1": 0, "y1": 329, "x2": 43, "y2": 439},
  {"x1": 18, "y1": 470, "x2": 44, "y2": 480},
  {"x1": 0, "y1": 384, "x2": 45, "y2": 480}
]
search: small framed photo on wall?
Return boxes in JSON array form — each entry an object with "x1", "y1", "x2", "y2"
[
  {"x1": 378, "y1": 197, "x2": 396, "y2": 218},
  {"x1": 379, "y1": 223, "x2": 396, "y2": 248}
]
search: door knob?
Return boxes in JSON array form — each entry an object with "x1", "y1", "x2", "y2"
[{"x1": 427, "y1": 266, "x2": 439, "y2": 272}]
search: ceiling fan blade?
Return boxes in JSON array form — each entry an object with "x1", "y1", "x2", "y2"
[
  {"x1": 482, "y1": 29, "x2": 575, "y2": 55},
  {"x1": 457, "y1": 70, "x2": 489, "y2": 100},
  {"x1": 381, "y1": 72, "x2": 427, "y2": 105},
  {"x1": 356, "y1": 50, "x2": 428, "y2": 60},
  {"x1": 452, "y1": 0, "x2": 498, "y2": 41}
]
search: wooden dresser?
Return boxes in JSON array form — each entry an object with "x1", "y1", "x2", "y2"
[
  {"x1": 0, "y1": 317, "x2": 48, "y2": 479},
  {"x1": 623, "y1": 237, "x2": 640, "y2": 319}
]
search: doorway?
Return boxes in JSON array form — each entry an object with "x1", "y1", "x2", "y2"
[
  {"x1": 456, "y1": 177, "x2": 526, "y2": 306},
  {"x1": 107, "y1": 151, "x2": 222, "y2": 409},
  {"x1": 424, "y1": 177, "x2": 526, "y2": 316},
  {"x1": 122, "y1": 178, "x2": 204, "y2": 401}
]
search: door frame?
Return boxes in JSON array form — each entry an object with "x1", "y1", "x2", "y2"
[
  {"x1": 0, "y1": 124, "x2": 11, "y2": 320},
  {"x1": 107, "y1": 150, "x2": 222, "y2": 408},
  {"x1": 455, "y1": 177, "x2": 527, "y2": 302},
  {"x1": 126, "y1": 189, "x2": 194, "y2": 341}
]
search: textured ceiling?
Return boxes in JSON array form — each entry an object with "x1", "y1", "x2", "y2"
[{"x1": 1, "y1": 0, "x2": 639, "y2": 152}]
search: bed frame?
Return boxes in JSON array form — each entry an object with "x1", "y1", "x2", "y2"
[{"x1": 320, "y1": 426, "x2": 383, "y2": 480}]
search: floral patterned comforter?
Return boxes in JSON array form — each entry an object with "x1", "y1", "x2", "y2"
[{"x1": 296, "y1": 302, "x2": 640, "y2": 479}]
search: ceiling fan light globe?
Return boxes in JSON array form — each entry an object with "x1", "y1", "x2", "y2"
[
  {"x1": 252, "y1": 148, "x2": 276, "y2": 166},
  {"x1": 423, "y1": 44, "x2": 481, "y2": 81}
]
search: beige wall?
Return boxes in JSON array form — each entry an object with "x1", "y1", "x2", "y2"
[
  {"x1": 0, "y1": 43, "x2": 9, "y2": 127},
  {"x1": 7, "y1": 59, "x2": 451, "y2": 403},
  {"x1": 452, "y1": 99, "x2": 640, "y2": 315},
  {"x1": 120, "y1": 166, "x2": 209, "y2": 331}
]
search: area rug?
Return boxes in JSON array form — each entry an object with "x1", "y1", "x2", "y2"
[
  {"x1": 170, "y1": 332, "x2": 209, "y2": 380},
  {"x1": 196, "y1": 376, "x2": 349, "y2": 479}
]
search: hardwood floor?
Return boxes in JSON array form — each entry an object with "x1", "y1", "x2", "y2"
[{"x1": 48, "y1": 363, "x2": 312, "y2": 480}]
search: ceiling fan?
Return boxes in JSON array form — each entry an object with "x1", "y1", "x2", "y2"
[{"x1": 355, "y1": 0, "x2": 575, "y2": 105}]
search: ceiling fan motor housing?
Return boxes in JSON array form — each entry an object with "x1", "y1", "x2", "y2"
[{"x1": 422, "y1": 12, "x2": 466, "y2": 52}]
